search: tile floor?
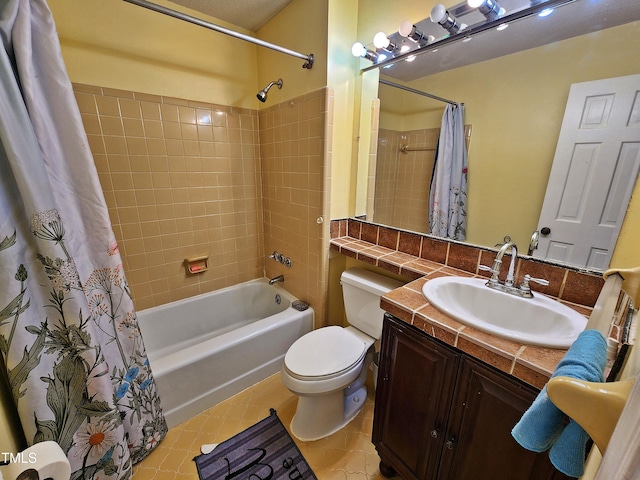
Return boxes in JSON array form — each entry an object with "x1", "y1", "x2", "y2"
[{"x1": 132, "y1": 372, "x2": 394, "y2": 479}]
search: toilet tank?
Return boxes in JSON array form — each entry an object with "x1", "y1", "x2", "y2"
[{"x1": 340, "y1": 268, "x2": 404, "y2": 340}]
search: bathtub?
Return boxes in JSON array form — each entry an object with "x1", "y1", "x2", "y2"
[{"x1": 137, "y1": 278, "x2": 314, "y2": 428}]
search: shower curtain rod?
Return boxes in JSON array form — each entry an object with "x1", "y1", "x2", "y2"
[
  {"x1": 122, "y1": 0, "x2": 314, "y2": 69},
  {"x1": 379, "y1": 78, "x2": 457, "y2": 105}
]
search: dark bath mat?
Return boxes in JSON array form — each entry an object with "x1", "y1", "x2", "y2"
[{"x1": 194, "y1": 408, "x2": 317, "y2": 480}]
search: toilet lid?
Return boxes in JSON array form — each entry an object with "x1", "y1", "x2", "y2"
[{"x1": 284, "y1": 326, "x2": 367, "y2": 379}]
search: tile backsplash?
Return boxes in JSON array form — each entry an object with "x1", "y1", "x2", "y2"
[{"x1": 331, "y1": 218, "x2": 604, "y2": 308}]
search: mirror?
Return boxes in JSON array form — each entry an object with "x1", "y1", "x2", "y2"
[{"x1": 355, "y1": 0, "x2": 640, "y2": 271}]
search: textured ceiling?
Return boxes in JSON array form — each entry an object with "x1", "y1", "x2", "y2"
[{"x1": 167, "y1": 0, "x2": 294, "y2": 31}]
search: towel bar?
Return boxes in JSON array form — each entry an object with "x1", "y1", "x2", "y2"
[
  {"x1": 604, "y1": 266, "x2": 640, "y2": 307},
  {"x1": 547, "y1": 376, "x2": 636, "y2": 454}
]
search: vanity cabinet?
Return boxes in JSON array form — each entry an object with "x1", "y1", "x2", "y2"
[{"x1": 373, "y1": 314, "x2": 569, "y2": 480}]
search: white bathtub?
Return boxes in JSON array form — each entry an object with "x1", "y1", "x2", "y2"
[{"x1": 137, "y1": 278, "x2": 314, "y2": 428}]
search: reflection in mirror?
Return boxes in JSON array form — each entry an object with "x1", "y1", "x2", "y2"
[
  {"x1": 371, "y1": 80, "x2": 471, "y2": 234},
  {"x1": 356, "y1": 3, "x2": 640, "y2": 272}
]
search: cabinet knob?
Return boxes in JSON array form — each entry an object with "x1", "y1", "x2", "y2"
[
  {"x1": 430, "y1": 429, "x2": 439, "y2": 439},
  {"x1": 445, "y1": 437, "x2": 457, "y2": 449}
]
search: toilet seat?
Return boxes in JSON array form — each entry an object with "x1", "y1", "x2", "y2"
[{"x1": 284, "y1": 326, "x2": 367, "y2": 381}]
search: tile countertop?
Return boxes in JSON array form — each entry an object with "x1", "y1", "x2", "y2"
[{"x1": 330, "y1": 236, "x2": 594, "y2": 390}]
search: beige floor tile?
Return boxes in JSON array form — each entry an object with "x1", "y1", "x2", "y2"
[{"x1": 132, "y1": 372, "x2": 397, "y2": 479}]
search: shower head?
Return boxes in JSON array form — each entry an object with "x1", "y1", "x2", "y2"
[{"x1": 257, "y1": 79, "x2": 283, "y2": 103}]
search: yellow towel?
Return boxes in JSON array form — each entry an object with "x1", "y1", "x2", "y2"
[{"x1": 603, "y1": 266, "x2": 640, "y2": 307}]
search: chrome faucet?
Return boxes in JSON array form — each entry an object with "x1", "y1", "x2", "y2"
[
  {"x1": 485, "y1": 241, "x2": 518, "y2": 289},
  {"x1": 481, "y1": 241, "x2": 549, "y2": 298},
  {"x1": 527, "y1": 230, "x2": 540, "y2": 256},
  {"x1": 268, "y1": 274, "x2": 284, "y2": 285}
]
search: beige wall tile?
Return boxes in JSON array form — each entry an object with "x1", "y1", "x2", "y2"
[{"x1": 75, "y1": 83, "x2": 263, "y2": 309}]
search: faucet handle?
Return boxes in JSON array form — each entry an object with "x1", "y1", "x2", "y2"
[
  {"x1": 479, "y1": 264, "x2": 500, "y2": 284},
  {"x1": 268, "y1": 251, "x2": 282, "y2": 262},
  {"x1": 524, "y1": 274, "x2": 549, "y2": 286},
  {"x1": 518, "y1": 274, "x2": 549, "y2": 296}
]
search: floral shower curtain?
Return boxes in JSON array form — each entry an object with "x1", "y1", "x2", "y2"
[
  {"x1": 429, "y1": 103, "x2": 468, "y2": 241},
  {"x1": 0, "y1": 1, "x2": 166, "y2": 478}
]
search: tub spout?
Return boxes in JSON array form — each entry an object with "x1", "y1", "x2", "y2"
[{"x1": 269, "y1": 274, "x2": 284, "y2": 285}]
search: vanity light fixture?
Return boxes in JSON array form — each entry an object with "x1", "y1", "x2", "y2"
[
  {"x1": 430, "y1": 4, "x2": 467, "y2": 36},
  {"x1": 398, "y1": 20, "x2": 434, "y2": 45},
  {"x1": 467, "y1": 0, "x2": 505, "y2": 21},
  {"x1": 373, "y1": 32, "x2": 397, "y2": 53},
  {"x1": 351, "y1": 41, "x2": 380, "y2": 62}
]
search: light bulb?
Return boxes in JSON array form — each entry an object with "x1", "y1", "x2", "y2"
[
  {"x1": 373, "y1": 32, "x2": 390, "y2": 49},
  {"x1": 398, "y1": 20, "x2": 431, "y2": 44},
  {"x1": 351, "y1": 42, "x2": 366, "y2": 57},
  {"x1": 430, "y1": 4, "x2": 447, "y2": 23},
  {"x1": 430, "y1": 4, "x2": 464, "y2": 35},
  {"x1": 351, "y1": 42, "x2": 379, "y2": 62},
  {"x1": 399, "y1": 20, "x2": 414, "y2": 37}
]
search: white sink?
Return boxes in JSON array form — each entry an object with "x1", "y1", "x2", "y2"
[{"x1": 422, "y1": 276, "x2": 587, "y2": 349}]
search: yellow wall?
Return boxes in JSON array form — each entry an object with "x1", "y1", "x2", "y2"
[
  {"x1": 327, "y1": 0, "x2": 360, "y2": 219},
  {"x1": 357, "y1": 0, "x2": 443, "y2": 43},
  {"x1": 49, "y1": 0, "x2": 259, "y2": 107},
  {"x1": 256, "y1": 0, "x2": 328, "y2": 106}
]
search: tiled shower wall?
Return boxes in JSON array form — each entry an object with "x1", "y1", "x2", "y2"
[
  {"x1": 74, "y1": 84, "x2": 263, "y2": 310},
  {"x1": 259, "y1": 89, "x2": 332, "y2": 325},
  {"x1": 374, "y1": 127, "x2": 439, "y2": 233},
  {"x1": 74, "y1": 84, "x2": 331, "y2": 322}
]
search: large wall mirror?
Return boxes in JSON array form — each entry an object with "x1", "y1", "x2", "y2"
[{"x1": 355, "y1": 0, "x2": 640, "y2": 272}]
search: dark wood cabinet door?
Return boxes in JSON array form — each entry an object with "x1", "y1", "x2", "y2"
[
  {"x1": 437, "y1": 356, "x2": 570, "y2": 480},
  {"x1": 373, "y1": 315, "x2": 460, "y2": 480}
]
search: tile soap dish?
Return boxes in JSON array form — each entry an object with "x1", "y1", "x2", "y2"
[{"x1": 185, "y1": 255, "x2": 209, "y2": 274}]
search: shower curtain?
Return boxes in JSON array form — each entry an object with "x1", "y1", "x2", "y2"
[
  {"x1": 0, "y1": 1, "x2": 166, "y2": 479},
  {"x1": 429, "y1": 103, "x2": 468, "y2": 241}
]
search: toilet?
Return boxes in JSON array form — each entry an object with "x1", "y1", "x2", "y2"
[{"x1": 281, "y1": 267, "x2": 403, "y2": 441}]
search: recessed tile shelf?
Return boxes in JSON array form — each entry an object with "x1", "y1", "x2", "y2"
[{"x1": 330, "y1": 218, "x2": 603, "y2": 389}]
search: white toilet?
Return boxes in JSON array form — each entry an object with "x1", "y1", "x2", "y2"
[{"x1": 281, "y1": 267, "x2": 403, "y2": 441}]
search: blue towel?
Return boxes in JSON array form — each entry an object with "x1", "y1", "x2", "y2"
[
  {"x1": 549, "y1": 419, "x2": 591, "y2": 478},
  {"x1": 511, "y1": 329, "x2": 607, "y2": 477}
]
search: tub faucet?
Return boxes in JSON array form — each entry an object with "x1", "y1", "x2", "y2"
[{"x1": 269, "y1": 274, "x2": 285, "y2": 285}]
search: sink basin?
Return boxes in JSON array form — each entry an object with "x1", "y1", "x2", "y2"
[{"x1": 422, "y1": 277, "x2": 587, "y2": 349}]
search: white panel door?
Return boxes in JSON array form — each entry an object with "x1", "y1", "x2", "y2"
[{"x1": 535, "y1": 74, "x2": 640, "y2": 271}]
